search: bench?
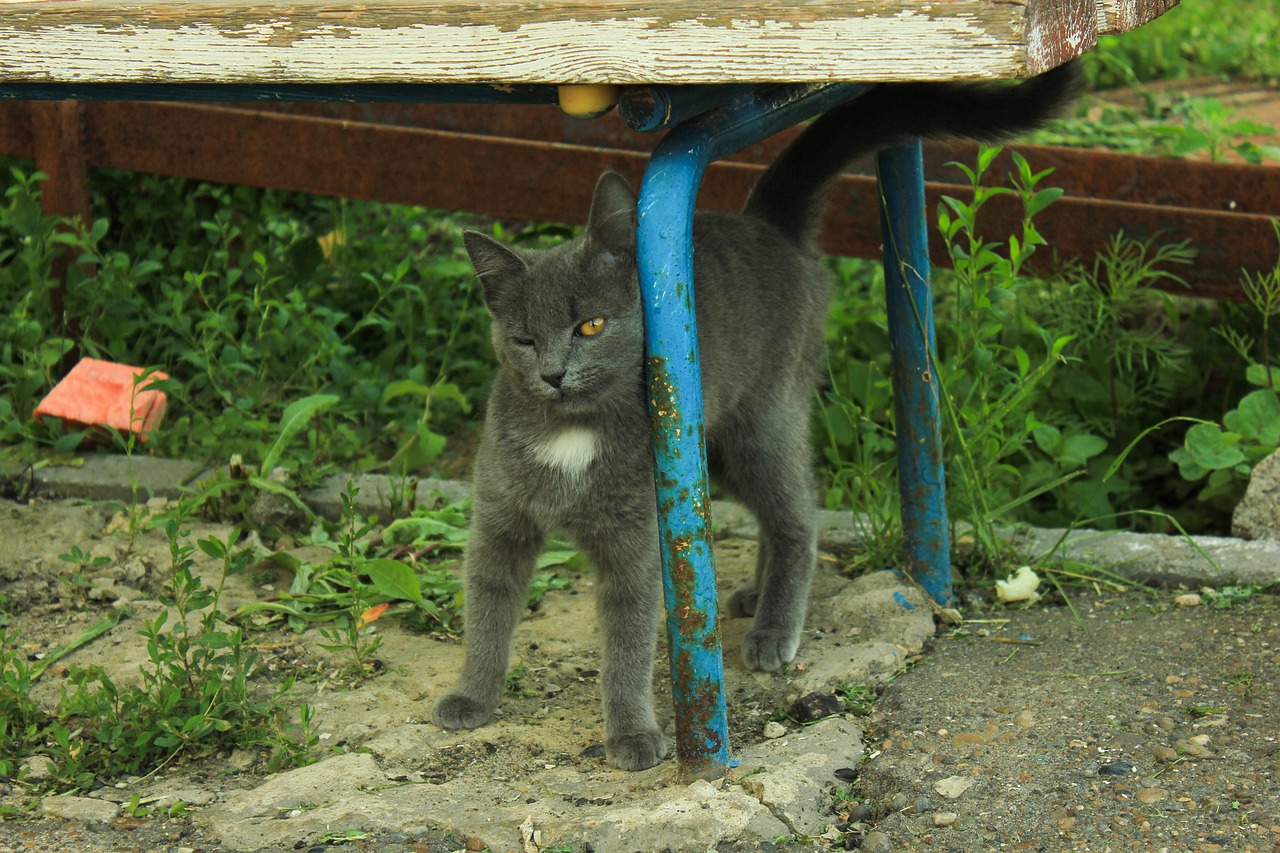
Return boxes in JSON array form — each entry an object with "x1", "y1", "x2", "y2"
[{"x1": 0, "y1": 0, "x2": 1185, "y2": 777}]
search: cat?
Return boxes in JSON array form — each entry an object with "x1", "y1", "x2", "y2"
[{"x1": 432, "y1": 61, "x2": 1081, "y2": 771}]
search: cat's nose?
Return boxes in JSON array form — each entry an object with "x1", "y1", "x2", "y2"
[{"x1": 541, "y1": 372, "x2": 565, "y2": 390}]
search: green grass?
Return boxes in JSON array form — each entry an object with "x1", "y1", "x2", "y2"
[{"x1": 1085, "y1": 0, "x2": 1280, "y2": 88}]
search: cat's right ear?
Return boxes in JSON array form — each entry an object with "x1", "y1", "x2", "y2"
[{"x1": 464, "y1": 230, "x2": 528, "y2": 309}]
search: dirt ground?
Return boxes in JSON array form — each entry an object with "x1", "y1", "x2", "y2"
[{"x1": 1, "y1": 496, "x2": 1277, "y2": 853}]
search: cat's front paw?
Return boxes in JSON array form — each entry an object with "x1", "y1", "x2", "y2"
[
  {"x1": 726, "y1": 585, "x2": 758, "y2": 618},
  {"x1": 742, "y1": 628, "x2": 800, "y2": 672},
  {"x1": 605, "y1": 729, "x2": 670, "y2": 771},
  {"x1": 432, "y1": 693, "x2": 495, "y2": 730}
]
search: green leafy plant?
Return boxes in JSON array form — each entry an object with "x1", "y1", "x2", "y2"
[
  {"x1": 1172, "y1": 222, "x2": 1280, "y2": 512},
  {"x1": 4, "y1": 504, "x2": 321, "y2": 792},
  {"x1": 235, "y1": 491, "x2": 577, "y2": 640}
]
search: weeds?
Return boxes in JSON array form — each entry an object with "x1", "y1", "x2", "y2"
[
  {"x1": 1171, "y1": 222, "x2": 1280, "y2": 514},
  {"x1": 0, "y1": 503, "x2": 319, "y2": 794}
]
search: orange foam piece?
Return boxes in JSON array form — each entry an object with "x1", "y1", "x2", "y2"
[{"x1": 34, "y1": 358, "x2": 170, "y2": 441}]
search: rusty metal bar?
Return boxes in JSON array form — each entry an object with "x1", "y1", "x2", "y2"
[
  {"x1": 0, "y1": 99, "x2": 1273, "y2": 302},
  {"x1": 29, "y1": 100, "x2": 91, "y2": 327}
]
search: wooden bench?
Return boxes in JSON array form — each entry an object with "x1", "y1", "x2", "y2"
[{"x1": 0, "y1": 0, "x2": 1186, "y2": 777}]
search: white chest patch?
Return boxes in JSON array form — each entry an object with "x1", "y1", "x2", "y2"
[{"x1": 532, "y1": 428, "x2": 599, "y2": 477}]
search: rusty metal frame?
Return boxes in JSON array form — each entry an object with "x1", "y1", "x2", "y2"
[{"x1": 5, "y1": 99, "x2": 1275, "y2": 303}]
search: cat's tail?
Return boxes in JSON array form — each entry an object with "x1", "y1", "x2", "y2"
[{"x1": 742, "y1": 60, "x2": 1083, "y2": 244}]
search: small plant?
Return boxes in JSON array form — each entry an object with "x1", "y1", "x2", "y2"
[
  {"x1": 1172, "y1": 222, "x2": 1280, "y2": 513},
  {"x1": 58, "y1": 544, "x2": 111, "y2": 572},
  {"x1": 316, "y1": 481, "x2": 385, "y2": 679},
  {"x1": 235, "y1": 490, "x2": 577, "y2": 640},
  {"x1": 4, "y1": 502, "x2": 321, "y2": 792}
]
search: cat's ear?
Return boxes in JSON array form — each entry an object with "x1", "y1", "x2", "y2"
[
  {"x1": 464, "y1": 230, "x2": 528, "y2": 308},
  {"x1": 585, "y1": 171, "x2": 638, "y2": 258}
]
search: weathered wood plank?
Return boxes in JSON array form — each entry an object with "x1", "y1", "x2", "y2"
[
  {"x1": 1097, "y1": 0, "x2": 1182, "y2": 35},
  {"x1": 0, "y1": 0, "x2": 1177, "y2": 85}
]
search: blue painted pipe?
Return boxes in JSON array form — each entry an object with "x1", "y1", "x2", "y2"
[
  {"x1": 619, "y1": 83, "x2": 758, "y2": 132},
  {"x1": 636, "y1": 81, "x2": 871, "y2": 777},
  {"x1": 876, "y1": 139, "x2": 952, "y2": 606}
]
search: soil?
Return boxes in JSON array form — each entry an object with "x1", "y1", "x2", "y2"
[{"x1": 1, "y1": 497, "x2": 1278, "y2": 853}]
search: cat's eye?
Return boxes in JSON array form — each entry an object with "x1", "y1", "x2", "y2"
[
  {"x1": 577, "y1": 317, "x2": 607, "y2": 337},
  {"x1": 514, "y1": 337, "x2": 535, "y2": 347}
]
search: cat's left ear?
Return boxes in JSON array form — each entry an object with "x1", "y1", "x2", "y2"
[{"x1": 585, "y1": 171, "x2": 638, "y2": 258}]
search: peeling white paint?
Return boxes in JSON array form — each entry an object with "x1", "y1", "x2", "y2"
[
  {"x1": 0, "y1": 1, "x2": 1174, "y2": 84},
  {"x1": 0, "y1": 16, "x2": 1022, "y2": 84}
]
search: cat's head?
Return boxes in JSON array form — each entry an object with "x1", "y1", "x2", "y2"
[{"x1": 464, "y1": 171, "x2": 644, "y2": 415}]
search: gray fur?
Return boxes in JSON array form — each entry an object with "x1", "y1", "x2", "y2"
[{"x1": 433, "y1": 63, "x2": 1081, "y2": 771}]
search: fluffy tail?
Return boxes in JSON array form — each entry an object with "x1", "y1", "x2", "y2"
[{"x1": 743, "y1": 61, "x2": 1083, "y2": 243}]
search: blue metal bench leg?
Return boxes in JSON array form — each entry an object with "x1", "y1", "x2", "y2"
[
  {"x1": 877, "y1": 138, "x2": 952, "y2": 606},
  {"x1": 636, "y1": 82, "x2": 874, "y2": 778},
  {"x1": 636, "y1": 137, "x2": 731, "y2": 781}
]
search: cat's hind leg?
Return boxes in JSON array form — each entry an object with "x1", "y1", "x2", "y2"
[
  {"x1": 432, "y1": 505, "x2": 542, "y2": 730},
  {"x1": 715, "y1": 412, "x2": 818, "y2": 672}
]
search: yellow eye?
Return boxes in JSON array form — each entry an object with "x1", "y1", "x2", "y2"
[{"x1": 577, "y1": 316, "x2": 607, "y2": 337}]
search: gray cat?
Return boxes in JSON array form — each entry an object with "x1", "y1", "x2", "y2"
[{"x1": 433, "y1": 62, "x2": 1080, "y2": 771}]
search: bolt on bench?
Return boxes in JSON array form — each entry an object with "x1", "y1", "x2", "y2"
[{"x1": 0, "y1": 0, "x2": 1183, "y2": 778}]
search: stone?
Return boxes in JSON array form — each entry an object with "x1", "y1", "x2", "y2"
[
  {"x1": 933, "y1": 776, "x2": 976, "y2": 799},
  {"x1": 248, "y1": 467, "x2": 307, "y2": 531},
  {"x1": 1233, "y1": 448, "x2": 1280, "y2": 541},
  {"x1": 22, "y1": 755, "x2": 55, "y2": 781},
  {"x1": 736, "y1": 718, "x2": 866, "y2": 837},
  {"x1": 862, "y1": 830, "x2": 894, "y2": 852},
  {"x1": 791, "y1": 571, "x2": 936, "y2": 696},
  {"x1": 763, "y1": 721, "x2": 787, "y2": 739},
  {"x1": 199, "y1": 743, "x2": 804, "y2": 853},
  {"x1": 40, "y1": 795, "x2": 120, "y2": 823},
  {"x1": 1175, "y1": 737, "x2": 1213, "y2": 758}
]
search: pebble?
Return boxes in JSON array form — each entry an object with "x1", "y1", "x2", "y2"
[
  {"x1": 847, "y1": 803, "x2": 872, "y2": 822},
  {"x1": 22, "y1": 755, "x2": 55, "y2": 781},
  {"x1": 763, "y1": 721, "x2": 787, "y2": 739},
  {"x1": 861, "y1": 830, "x2": 893, "y2": 852},
  {"x1": 1098, "y1": 762, "x2": 1137, "y2": 776},
  {"x1": 1136, "y1": 787, "x2": 1168, "y2": 804},
  {"x1": 1152, "y1": 746, "x2": 1179, "y2": 763},
  {"x1": 932, "y1": 812, "x2": 958, "y2": 827},
  {"x1": 1174, "y1": 593, "x2": 1202, "y2": 606},
  {"x1": 934, "y1": 776, "x2": 976, "y2": 799},
  {"x1": 1175, "y1": 737, "x2": 1212, "y2": 758}
]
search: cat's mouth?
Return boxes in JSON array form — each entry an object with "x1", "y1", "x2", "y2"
[{"x1": 543, "y1": 386, "x2": 595, "y2": 412}]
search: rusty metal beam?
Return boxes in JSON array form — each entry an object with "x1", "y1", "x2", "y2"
[
  {"x1": 0, "y1": 99, "x2": 1274, "y2": 302},
  {"x1": 29, "y1": 101, "x2": 91, "y2": 327}
]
